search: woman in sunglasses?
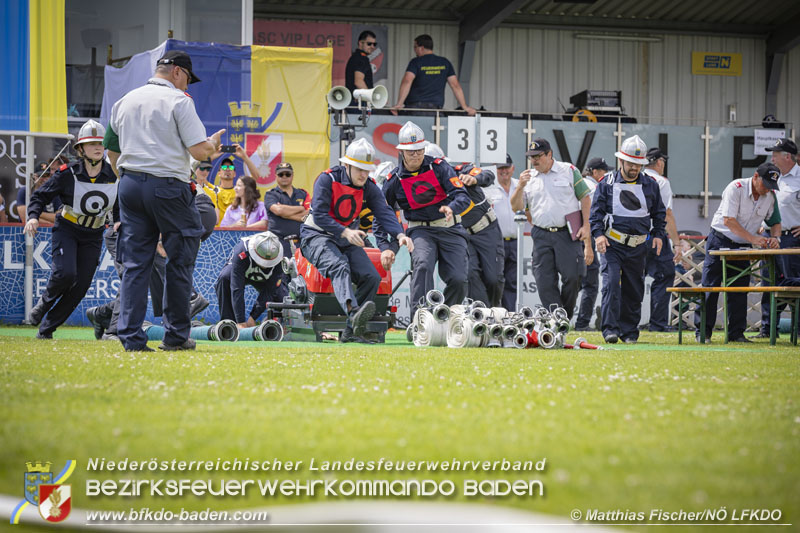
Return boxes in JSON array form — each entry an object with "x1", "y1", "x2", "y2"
[{"x1": 220, "y1": 176, "x2": 267, "y2": 230}]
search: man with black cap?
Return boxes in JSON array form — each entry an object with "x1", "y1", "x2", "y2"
[
  {"x1": 105, "y1": 49, "x2": 225, "y2": 351},
  {"x1": 643, "y1": 147, "x2": 682, "y2": 331},
  {"x1": 695, "y1": 162, "x2": 782, "y2": 343},
  {"x1": 574, "y1": 157, "x2": 612, "y2": 330},
  {"x1": 264, "y1": 162, "x2": 310, "y2": 258},
  {"x1": 485, "y1": 153, "x2": 520, "y2": 310},
  {"x1": 511, "y1": 138, "x2": 592, "y2": 319},
  {"x1": 754, "y1": 139, "x2": 800, "y2": 338}
]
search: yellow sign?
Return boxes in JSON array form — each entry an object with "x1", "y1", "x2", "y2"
[{"x1": 691, "y1": 52, "x2": 742, "y2": 76}]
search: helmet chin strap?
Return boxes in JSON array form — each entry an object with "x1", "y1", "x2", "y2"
[{"x1": 79, "y1": 147, "x2": 103, "y2": 168}]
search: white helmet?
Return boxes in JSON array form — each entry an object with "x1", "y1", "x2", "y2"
[
  {"x1": 246, "y1": 231, "x2": 283, "y2": 269},
  {"x1": 74, "y1": 119, "x2": 105, "y2": 147},
  {"x1": 424, "y1": 142, "x2": 445, "y2": 159},
  {"x1": 370, "y1": 161, "x2": 394, "y2": 187},
  {"x1": 339, "y1": 138, "x2": 376, "y2": 171},
  {"x1": 395, "y1": 121, "x2": 428, "y2": 150},
  {"x1": 615, "y1": 135, "x2": 649, "y2": 165}
]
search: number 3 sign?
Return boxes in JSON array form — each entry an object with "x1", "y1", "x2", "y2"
[{"x1": 447, "y1": 116, "x2": 507, "y2": 165}]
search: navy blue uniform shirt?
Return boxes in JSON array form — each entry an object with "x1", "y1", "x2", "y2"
[
  {"x1": 224, "y1": 240, "x2": 282, "y2": 323},
  {"x1": 263, "y1": 185, "x2": 309, "y2": 238},
  {"x1": 384, "y1": 156, "x2": 471, "y2": 222},
  {"x1": 590, "y1": 170, "x2": 666, "y2": 241},
  {"x1": 405, "y1": 54, "x2": 455, "y2": 108},
  {"x1": 452, "y1": 162, "x2": 495, "y2": 227},
  {"x1": 27, "y1": 160, "x2": 118, "y2": 226},
  {"x1": 301, "y1": 166, "x2": 404, "y2": 251}
]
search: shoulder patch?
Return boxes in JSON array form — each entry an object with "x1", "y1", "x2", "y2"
[
  {"x1": 238, "y1": 251, "x2": 248, "y2": 260},
  {"x1": 324, "y1": 168, "x2": 333, "y2": 174},
  {"x1": 469, "y1": 167, "x2": 481, "y2": 176},
  {"x1": 433, "y1": 158, "x2": 443, "y2": 165},
  {"x1": 386, "y1": 172, "x2": 394, "y2": 181},
  {"x1": 59, "y1": 164, "x2": 68, "y2": 171},
  {"x1": 450, "y1": 176, "x2": 464, "y2": 188},
  {"x1": 184, "y1": 92, "x2": 192, "y2": 99},
  {"x1": 735, "y1": 181, "x2": 743, "y2": 188},
  {"x1": 454, "y1": 163, "x2": 463, "y2": 171}
]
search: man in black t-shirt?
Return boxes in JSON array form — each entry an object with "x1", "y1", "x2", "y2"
[
  {"x1": 391, "y1": 34, "x2": 476, "y2": 116},
  {"x1": 345, "y1": 30, "x2": 376, "y2": 106}
]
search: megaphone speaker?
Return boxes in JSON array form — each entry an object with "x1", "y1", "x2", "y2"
[
  {"x1": 326, "y1": 86, "x2": 351, "y2": 110},
  {"x1": 353, "y1": 85, "x2": 388, "y2": 109}
]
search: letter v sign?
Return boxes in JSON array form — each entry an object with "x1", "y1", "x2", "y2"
[{"x1": 552, "y1": 130, "x2": 596, "y2": 169}]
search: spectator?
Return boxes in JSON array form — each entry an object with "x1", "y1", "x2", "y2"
[
  {"x1": 391, "y1": 34, "x2": 476, "y2": 116},
  {"x1": 345, "y1": 30, "x2": 376, "y2": 106},
  {"x1": 0, "y1": 193, "x2": 7, "y2": 223},
  {"x1": 17, "y1": 161, "x2": 63, "y2": 224},
  {"x1": 264, "y1": 162, "x2": 310, "y2": 259},
  {"x1": 212, "y1": 144, "x2": 261, "y2": 225},
  {"x1": 191, "y1": 158, "x2": 219, "y2": 217},
  {"x1": 220, "y1": 176, "x2": 268, "y2": 229}
]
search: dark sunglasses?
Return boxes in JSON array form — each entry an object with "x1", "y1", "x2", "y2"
[
  {"x1": 220, "y1": 165, "x2": 235, "y2": 170},
  {"x1": 277, "y1": 172, "x2": 293, "y2": 178},
  {"x1": 365, "y1": 41, "x2": 377, "y2": 47},
  {"x1": 198, "y1": 166, "x2": 212, "y2": 172}
]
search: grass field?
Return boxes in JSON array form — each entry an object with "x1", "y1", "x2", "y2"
[{"x1": 1, "y1": 326, "x2": 799, "y2": 532}]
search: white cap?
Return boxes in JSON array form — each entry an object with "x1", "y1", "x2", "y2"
[
  {"x1": 339, "y1": 138, "x2": 377, "y2": 171},
  {"x1": 615, "y1": 135, "x2": 649, "y2": 165},
  {"x1": 424, "y1": 142, "x2": 445, "y2": 159},
  {"x1": 246, "y1": 231, "x2": 283, "y2": 269},
  {"x1": 370, "y1": 161, "x2": 395, "y2": 187},
  {"x1": 74, "y1": 119, "x2": 106, "y2": 147},
  {"x1": 395, "y1": 121, "x2": 428, "y2": 150}
]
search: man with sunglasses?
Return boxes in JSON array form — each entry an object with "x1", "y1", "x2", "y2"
[
  {"x1": 264, "y1": 162, "x2": 309, "y2": 259},
  {"x1": 345, "y1": 30, "x2": 377, "y2": 107},
  {"x1": 215, "y1": 156, "x2": 238, "y2": 224},
  {"x1": 106, "y1": 49, "x2": 224, "y2": 352},
  {"x1": 192, "y1": 159, "x2": 218, "y2": 211}
]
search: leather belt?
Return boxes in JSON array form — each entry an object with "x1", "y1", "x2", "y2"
[
  {"x1": 467, "y1": 210, "x2": 497, "y2": 235},
  {"x1": 504, "y1": 237, "x2": 517, "y2": 241},
  {"x1": 408, "y1": 215, "x2": 459, "y2": 228},
  {"x1": 605, "y1": 228, "x2": 647, "y2": 247},
  {"x1": 535, "y1": 225, "x2": 566, "y2": 233}
]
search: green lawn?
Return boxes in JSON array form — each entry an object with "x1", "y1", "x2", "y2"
[{"x1": 1, "y1": 326, "x2": 798, "y2": 532}]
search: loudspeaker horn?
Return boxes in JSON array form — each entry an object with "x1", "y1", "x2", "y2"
[
  {"x1": 353, "y1": 85, "x2": 388, "y2": 109},
  {"x1": 326, "y1": 86, "x2": 351, "y2": 110}
]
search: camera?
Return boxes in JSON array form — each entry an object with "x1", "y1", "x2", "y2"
[{"x1": 220, "y1": 145, "x2": 236, "y2": 153}]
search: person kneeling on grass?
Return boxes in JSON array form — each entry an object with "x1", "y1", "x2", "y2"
[
  {"x1": 215, "y1": 231, "x2": 284, "y2": 328},
  {"x1": 300, "y1": 138, "x2": 413, "y2": 344}
]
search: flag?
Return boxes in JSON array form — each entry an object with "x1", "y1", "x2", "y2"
[
  {"x1": 100, "y1": 39, "x2": 332, "y2": 193},
  {"x1": 0, "y1": 0, "x2": 67, "y2": 134}
]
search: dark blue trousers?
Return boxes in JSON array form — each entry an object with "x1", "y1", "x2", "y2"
[
  {"x1": 758, "y1": 232, "x2": 800, "y2": 333},
  {"x1": 215, "y1": 263, "x2": 284, "y2": 323},
  {"x1": 646, "y1": 242, "x2": 676, "y2": 330},
  {"x1": 38, "y1": 219, "x2": 103, "y2": 336},
  {"x1": 300, "y1": 234, "x2": 381, "y2": 319},
  {"x1": 694, "y1": 230, "x2": 751, "y2": 340},
  {"x1": 466, "y1": 220, "x2": 504, "y2": 307},
  {"x1": 599, "y1": 240, "x2": 648, "y2": 341},
  {"x1": 117, "y1": 172, "x2": 203, "y2": 350},
  {"x1": 575, "y1": 239, "x2": 599, "y2": 329},
  {"x1": 408, "y1": 225, "x2": 469, "y2": 317},
  {"x1": 501, "y1": 239, "x2": 518, "y2": 311}
]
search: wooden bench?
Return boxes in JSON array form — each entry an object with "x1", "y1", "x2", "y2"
[{"x1": 666, "y1": 286, "x2": 800, "y2": 345}]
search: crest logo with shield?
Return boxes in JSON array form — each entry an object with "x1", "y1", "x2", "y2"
[
  {"x1": 24, "y1": 461, "x2": 53, "y2": 506},
  {"x1": 38, "y1": 484, "x2": 71, "y2": 522}
]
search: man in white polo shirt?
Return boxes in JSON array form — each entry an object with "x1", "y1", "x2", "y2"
[
  {"x1": 754, "y1": 139, "x2": 800, "y2": 338},
  {"x1": 695, "y1": 162, "x2": 782, "y2": 343},
  {"x1": 105, "y1": 50, "x2": 225, "y2": 352},
  {"x1": 510, "y1": 138, "x2": 592, "y2": 318},
  {"x1": 484, "y1": 153, "x2": 520, "y2": 310}
]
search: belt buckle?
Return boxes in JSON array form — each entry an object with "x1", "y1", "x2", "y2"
[{"x1": 548, "y1": 226, "x2": 557, "y2": 232}]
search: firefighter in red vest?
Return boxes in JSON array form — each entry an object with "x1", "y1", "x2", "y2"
[
  {"x1": 382, "y1": 121, "x2": 472, "y2": 318},
  {"x1": 300, "y1": 138, "x2": 413, "y2": 343}
]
